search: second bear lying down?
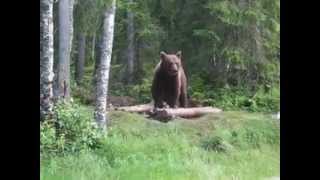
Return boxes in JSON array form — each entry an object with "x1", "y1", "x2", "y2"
[{"x1": 151, "y1": 51, "x2": 188, "y2": 108}]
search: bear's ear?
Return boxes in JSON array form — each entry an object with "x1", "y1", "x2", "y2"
[
  {"x1": 176, "y1": 51, "x2": 182, "y2": 59},
  {"x1": 160, "y1": 51, "x2": 167, "y2": 60}
]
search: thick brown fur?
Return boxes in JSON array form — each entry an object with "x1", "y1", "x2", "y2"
[{"x1": 151, "y1": 51, "x2": 188, "y2": 108}]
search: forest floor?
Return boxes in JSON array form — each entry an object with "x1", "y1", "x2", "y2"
[{"x1": 41, "y1": 110, "x2": 280, "y2": 180}]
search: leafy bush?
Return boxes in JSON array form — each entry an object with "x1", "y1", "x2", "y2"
[
  {"x1": 253, "y1": 86, "x2": 280, "y2": 112},
  {"x1": 71, "y1": 65, "x2": 95, "y2": 105},
  {"x1": 112, "y1": 72, "x2": 280, "y2": 112},
  {"x1": 40, "y1": 101, "x2": 106, "y2": 157},
  {"x1": 72, "y1": 83, "x2": 94, "y2": 105},
  {"x1": 201, "y1": 136, "x2": 233, "y2": 153},
  {"x1": 126, "y1": 78, "x2": 153, "y2": 103},
  {"x1": 40, "y1": 120, "x2": 65, "y2": 156},
  {"x1": 189, "y1": 77, "x2": 279, "y2": 112}
]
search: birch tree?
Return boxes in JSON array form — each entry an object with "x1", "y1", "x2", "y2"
[
  {"x1": 56, "y1": 0, "x2": 74, "y2": 99},
  {"x1": 126, "y1": 0, "x2": 135, "y2": 84},
  {"x1": 95, "y1": 0, "x2": 116, "y2": 130},
  {"x1": 40, "y1": 0, "x2": 54, "y2": 120}
]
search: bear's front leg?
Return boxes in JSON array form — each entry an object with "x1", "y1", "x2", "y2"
[
  {"x1": 173, "y1": 97, "x2": 179, "y2": 108},
  {"x1": 169, "y1": 90, "x2": 180, "y2": 108},
  {"x1": 179, "y1": 89, "x2": 188, "y2": 108},
  {"x1": 152, "y1": 89, "x2": 164, "y2": 108},
  {"x1": 154, "y1": 98, "x2": 164, "y2": 108},
  {"x1": 173, "y1": 80, "x2": 181, "y2": 108},
  {"x1": 167, "y1": 100, "x2": 178, "y2": 108}
]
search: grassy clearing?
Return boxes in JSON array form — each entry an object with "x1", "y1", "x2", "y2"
[{"x1": 41, "y1": 110, "x2": 279, "y2": 180}]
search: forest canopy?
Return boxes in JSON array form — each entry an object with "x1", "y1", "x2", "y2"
[
  {"x1": 76, "y1": 0, "x2": 280, "y2": 112},
  {"x1": 41, "y1": 0, "x2": 280, "y2": 120}
]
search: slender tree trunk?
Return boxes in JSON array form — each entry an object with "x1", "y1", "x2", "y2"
[
  {"x1": 91, "y1": 34, "x2": 96, "y2": 60},
  {"x1": 135, "y1": 38, "x2": 144, "y2": 83},
  {"x1": 249, "y1": 24, "x2": 264, "y2": 89},
  {"x1": 93, "y1": 35, "x2": 101, "y2": 86},
  {"x1": 69, "y1": 0, "x2": 75, "y2": 57},
  {"x1": 56, "y1": 0, "x2": 73, "y2": 99},
  {"x1": 52, "y1": 2, "x2": 59, "y2": 98},
  {"x1": 40, "y1": 0, "x2": 54, "y2": 120},
  {"x1": 76, "y1": 33, "x2": 86, "y2": 84},
  {"x1": 95, "y1": 0, "x2": 116, "y2": 130},
  {"x1": 135, "y1": 38, "x2": 141, "y2": 79},
  {"x1": 126, "y1": 0, "x2": 135, "y2": 84}
]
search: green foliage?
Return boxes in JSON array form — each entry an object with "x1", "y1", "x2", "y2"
[
  {"x1": 109, "y1": 77, "x2": 153, "y2": 103},
  {"x1": 72, "y1": 83, "x2": 94, "y2": 105},
  {"x1": 69, "y1": 0, "x2": 279, "y2": 113},
  {"x1": 201, "y1": 136, "x2": 234, "y2": 153},
  {"x1": 201, "y1": 114, "x2": 280, "y2": 152},
  {"x1": 206, "y1": 0, "x2": 244, "y2": 26},
  {"x1": 74, "y1": 0, "x2": 103, "y2": 35},
  {"x1": 42, "y1": 111, "x2": 280, "y2": 180},
  {"x1": 69, "y1": 0, "x2": 280, "y2": 115},
  {"x1": 44, "y1": 1, "x2": 281, "y2": 178},
  {"x1": 250, "y1": 86, "x2": 280, "y2": 112},
  {"x1": 183, "y1": 0, "x2": 279, "y2": 89},
  {"x1": 127, "y1": 78, "x2": 153, "y2": 103},
  {"x1": 40, "y1": 101, "x2": 106, "y2": 157},
  {"x1": 40, "y1": 120, "x2": 63, "y2": 156},
  {"x1": 108, "y1": 72, "x2": 279, "y2": 112},
  {"x1": 71, "y1": 64, "x2": 96, "y2": 105},
  {"x1": 189, "y1": 74, "x2": 279, "y2": 112}
]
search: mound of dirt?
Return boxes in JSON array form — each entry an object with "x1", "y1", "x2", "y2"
[{"x1": 107, "y1": 96, "x2": 137, "y2": 107}]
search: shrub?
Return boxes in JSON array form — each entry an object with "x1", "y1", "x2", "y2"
[
  {"x1": 72, "y1": 83, "x2": 94, "y2": 105},
  {"x1": 188, "y1": 80, "x2": 279, "y2": 112},
  {"x1": 40, "y1": 120, "x2": 64, "y2": 156},
  {"x1": 40, "y1": 101, "x2": 106, "y2": 157},
  {"x1": 201, "y1": 135, "x2": 234, "y2": 153},
  {"x1": 127, "y1": 78, "x2": 152, "y2": 103}
]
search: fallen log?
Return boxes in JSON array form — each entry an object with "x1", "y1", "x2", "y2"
[
  {"x1": 113, "y1": 103, "x2": 153, "y2": 113},
  {"x1": 149, "y1": 107, "x2": 222, "y2": 121},
  {"x1": 112, "y1": 103, "x2": 222, "y2": 121}
]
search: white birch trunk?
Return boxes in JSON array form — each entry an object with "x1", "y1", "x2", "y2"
[
  {"x1": 126, "y1": 0, "x2": 135, "y2": 83},
  {"x1": 57, "y1": 0, "x2": 72, "y2": 99},
  {"x1": 40, "y1": 0, "x2": 54, "y2": 119},
  {"x1": 95, "y1": 0, "x2": 116, "y2": 130}
]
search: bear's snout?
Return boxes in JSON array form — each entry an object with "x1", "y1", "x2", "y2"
[{"x1": 169, "y1": 64, "x2": 178, "y2": 73}]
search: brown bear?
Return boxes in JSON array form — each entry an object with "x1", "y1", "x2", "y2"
[{"x1": 151, "y1": 51, "x2": 188, "y2": 108}]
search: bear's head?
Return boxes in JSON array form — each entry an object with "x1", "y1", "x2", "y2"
[{"x1": 160, "y1": 51, "x2": 182, "y2": 76}]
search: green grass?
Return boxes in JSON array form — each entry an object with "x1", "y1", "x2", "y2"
[{"x1": 41, "y1": 111, "x2": 280, "y2": 180}]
